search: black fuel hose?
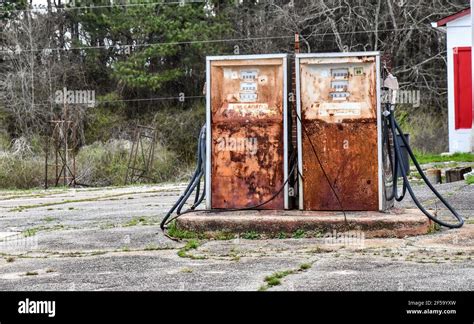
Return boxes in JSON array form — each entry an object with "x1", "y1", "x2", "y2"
[
  {"x1": 160, "y1": 125, "x2": 206, "y2": 230},
  {"x1": 161, "y1": 151, "x2": 298, "y2": 229},
  {"x1": 383, "y1": 104, "x2": 407, "y2": 202},
  {"x1": 389, "y1": 111, "x2": 464, "y2": 228}
]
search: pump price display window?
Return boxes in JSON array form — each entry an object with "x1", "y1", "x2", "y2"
[{"x1": 206, "y1": 55, "x2": 291, "y2": 210}]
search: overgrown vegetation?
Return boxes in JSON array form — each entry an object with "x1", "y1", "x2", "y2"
[
  {"x1": 414, "y1": 152, "x2": 474, "y2": 165},
  {"x1": 0, "y1": 0, "x2": 471, "y2": 189}
]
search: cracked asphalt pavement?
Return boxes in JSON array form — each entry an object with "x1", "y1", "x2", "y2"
[{"x1": 0, "y1": 180, "x2": 473, "y2": 291}]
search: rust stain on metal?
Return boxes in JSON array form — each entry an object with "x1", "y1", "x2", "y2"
[
  {"x1": 300, "y1": 56, "x2": 379, "y2": 211},
  {"x1": 210, "y1": 59, "x2": 285, "y2": 209}
]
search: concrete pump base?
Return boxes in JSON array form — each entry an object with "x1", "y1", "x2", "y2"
[{"x1": 175, "y1": 208, "x2": 433, "y2": 238}]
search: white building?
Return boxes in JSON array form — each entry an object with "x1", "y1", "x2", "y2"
[{"x1": 432, "y1": 8, "x2": 472, "y2": 153}]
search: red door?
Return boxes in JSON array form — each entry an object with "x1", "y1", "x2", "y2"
[{"x1": 453, "y1": 47, "x2": 472, "y2": 129}]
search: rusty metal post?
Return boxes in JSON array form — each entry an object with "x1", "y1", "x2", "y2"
[
  {"x1": 44, "y1": 136, "x2": 49, "y2": 190},
  {"x1": 125, "y1": 125, "x2": 157, "y2": 185},
  {"x1": 48, "y1": 114, "x2": 77, "y2": 188}
]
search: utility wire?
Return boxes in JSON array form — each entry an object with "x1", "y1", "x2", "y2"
[
  {"x1": 0, "y1": 26, "x2": 468, "y2": 54},
  {"x1": 0, "y1": 0, "x2": 205, "y2": 14},
  {"x1": 20, "y1": 95, "x2": 205, "y2": 107}
]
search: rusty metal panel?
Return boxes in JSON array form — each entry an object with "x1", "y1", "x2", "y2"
[
  {"x1": 297, "y1": 53, "x2": 383, "y2": 211},
  {"x1": 206, "y1": 55, "x2": 288, "y2": 210}
]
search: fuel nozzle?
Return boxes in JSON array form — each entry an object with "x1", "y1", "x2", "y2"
[{"x1": 383, "y1": 73, "x2": 399, "y2": 110}]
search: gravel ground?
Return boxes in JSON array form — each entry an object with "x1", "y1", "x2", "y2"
[{"x1": 0, "y1": 178, "x2": 473, "y2": 291}]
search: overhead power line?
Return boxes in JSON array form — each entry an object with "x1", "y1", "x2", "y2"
[
  {"x1": 0, "y1": 1, "x2": 205, "y2": 15},
  {"x1": 0, "y1": 26, "x2": 468, "y2": 54}
]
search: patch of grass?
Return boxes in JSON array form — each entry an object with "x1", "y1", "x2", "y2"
[
  {"x1": 121, "y1": 247, "x2": 130, "y2": 252},
  {"x1": 76, "y1": 139, "x2": 181, "y2": 186},
  {"x1": 265, "y1": 277, "x2": 281, "y2": 287},
  {"x1": 292, "y1": 229, "x2": 306, "y2": 239},
  {"x1": 310, "y1": 246, "x2": 323, "y2": 254},
  {"x1": 414, "y1": 152, "x2": 474, "y2": 164},
  {"x1": 262, "y1": 270, "x2": 296, "y2": 289},
  {"x1": 68, "y1": 207, "x2": 75, "y2": 210},
  {"x1": 42, "y1": 216, "x2": 56, "y2": 222},
  {"x1": 466, "y1": 219, "x2": 474, "y2": 225},
  {"x1": 46, "y1": 268, "x2": 56, "y2": 273},
  {"x1": 277, "y1": 232, "x2": 287, "y2": 239},
  {"x1": 466, "y1": 175, "x2": 474, "y2": 185},
  {"x1": 299, "y1": 263, "x2": 312, "y2": 270},
  {"x1": 181, "y1": 267, "x2": 193, "y2": 273},
  {"x1": 25, "y1": 271, "x2": 38, "y2": 276},
  {"x1": 144, "y1": 244, "x2": 160, "y2": 251},
  {"x1": 213, "y1": 231, "x2": 235, "y2": 240},
  {"x1": 9, "y1": 190, "x2": 161, "y2": 212},
  {"x1": 167, "y1": 221, "x2": 199, "y2": 240},
  {"x1": 428, "y1": 223, "x2": 441, "y2": 234},
  {"x1": 241, "y1": 231, "x2": 260, "y2": 240},
  {"x1": 22, "y1": 228, "x2": 39, "y2": 237},
  {"x1": 123, "y1": 216, "x2": 155, "y2": 227},
  {"x1": 19, "y1": 225, "x2": 64, "y2": 237},
  {"x1": 100, "y1": 223, "x2": 116, "y2": 230},
  {"x1": 124, "y1": 218, "x2": 140, "y2": 227},
  {"x1": 6, "y1": 256, "x2": 15, "y2": 263},
  {"x1": 231, "y1": 255, "x2": 240, "y2": 262},
  {"x1": 177, "y1": 239, "x2": 201, "y2": 259},
  {"x1": 184, "y1": 239, "x2": 199, "y2": 250},
  {"x1": 91, "y1": 251, "x2": 107, "y2": 256}
]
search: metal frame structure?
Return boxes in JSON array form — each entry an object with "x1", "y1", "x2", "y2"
[
  {"x1": 46, "y1": 119, "x2": 77, "y2": 188},
  {"x1": 205, "y1": 54, "x2": 290, "y2": 209},
  {"x1": 124, "y1": 125, "x2": 157, "y2": 185},
  {"x1": 295, "y1": 51, "x2": 384, "y2": 211}
]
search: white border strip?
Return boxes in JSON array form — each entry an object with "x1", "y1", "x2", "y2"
[
  {"x1": 206, "y1": 54, "x2": 288, "y2": 61},
  {"x1": 295, "y1": 56, "x2": 304, "y2": 210},
  {"x1": 375, "y1": 55, "x2": 383, "y2": 211},
  {"x1": 205, "y1": 57, "x2": 212, "y2": 209},
  {"x1": 296, "y1": 52, "x2": 381, "y2": 59},
  {"x1": 283, "y1": 56, "x2": 289, "y2": 209}
]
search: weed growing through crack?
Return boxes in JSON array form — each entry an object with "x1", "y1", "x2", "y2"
[
  {"x1": 241, "y1": 231, "x2": 260, "y2": 240},
  {"x1": 292, "y1": 229, "x2": 306, "y2": 239},
  {"x1": 259, "y1": 263, "x2": 313, "y2": 291},
  {"x1": 25, "y1": 271, "x2": 38, "y2": 276},
  {"x1": 177, "y1": 239, "x2": 205, "y2": 259}
]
